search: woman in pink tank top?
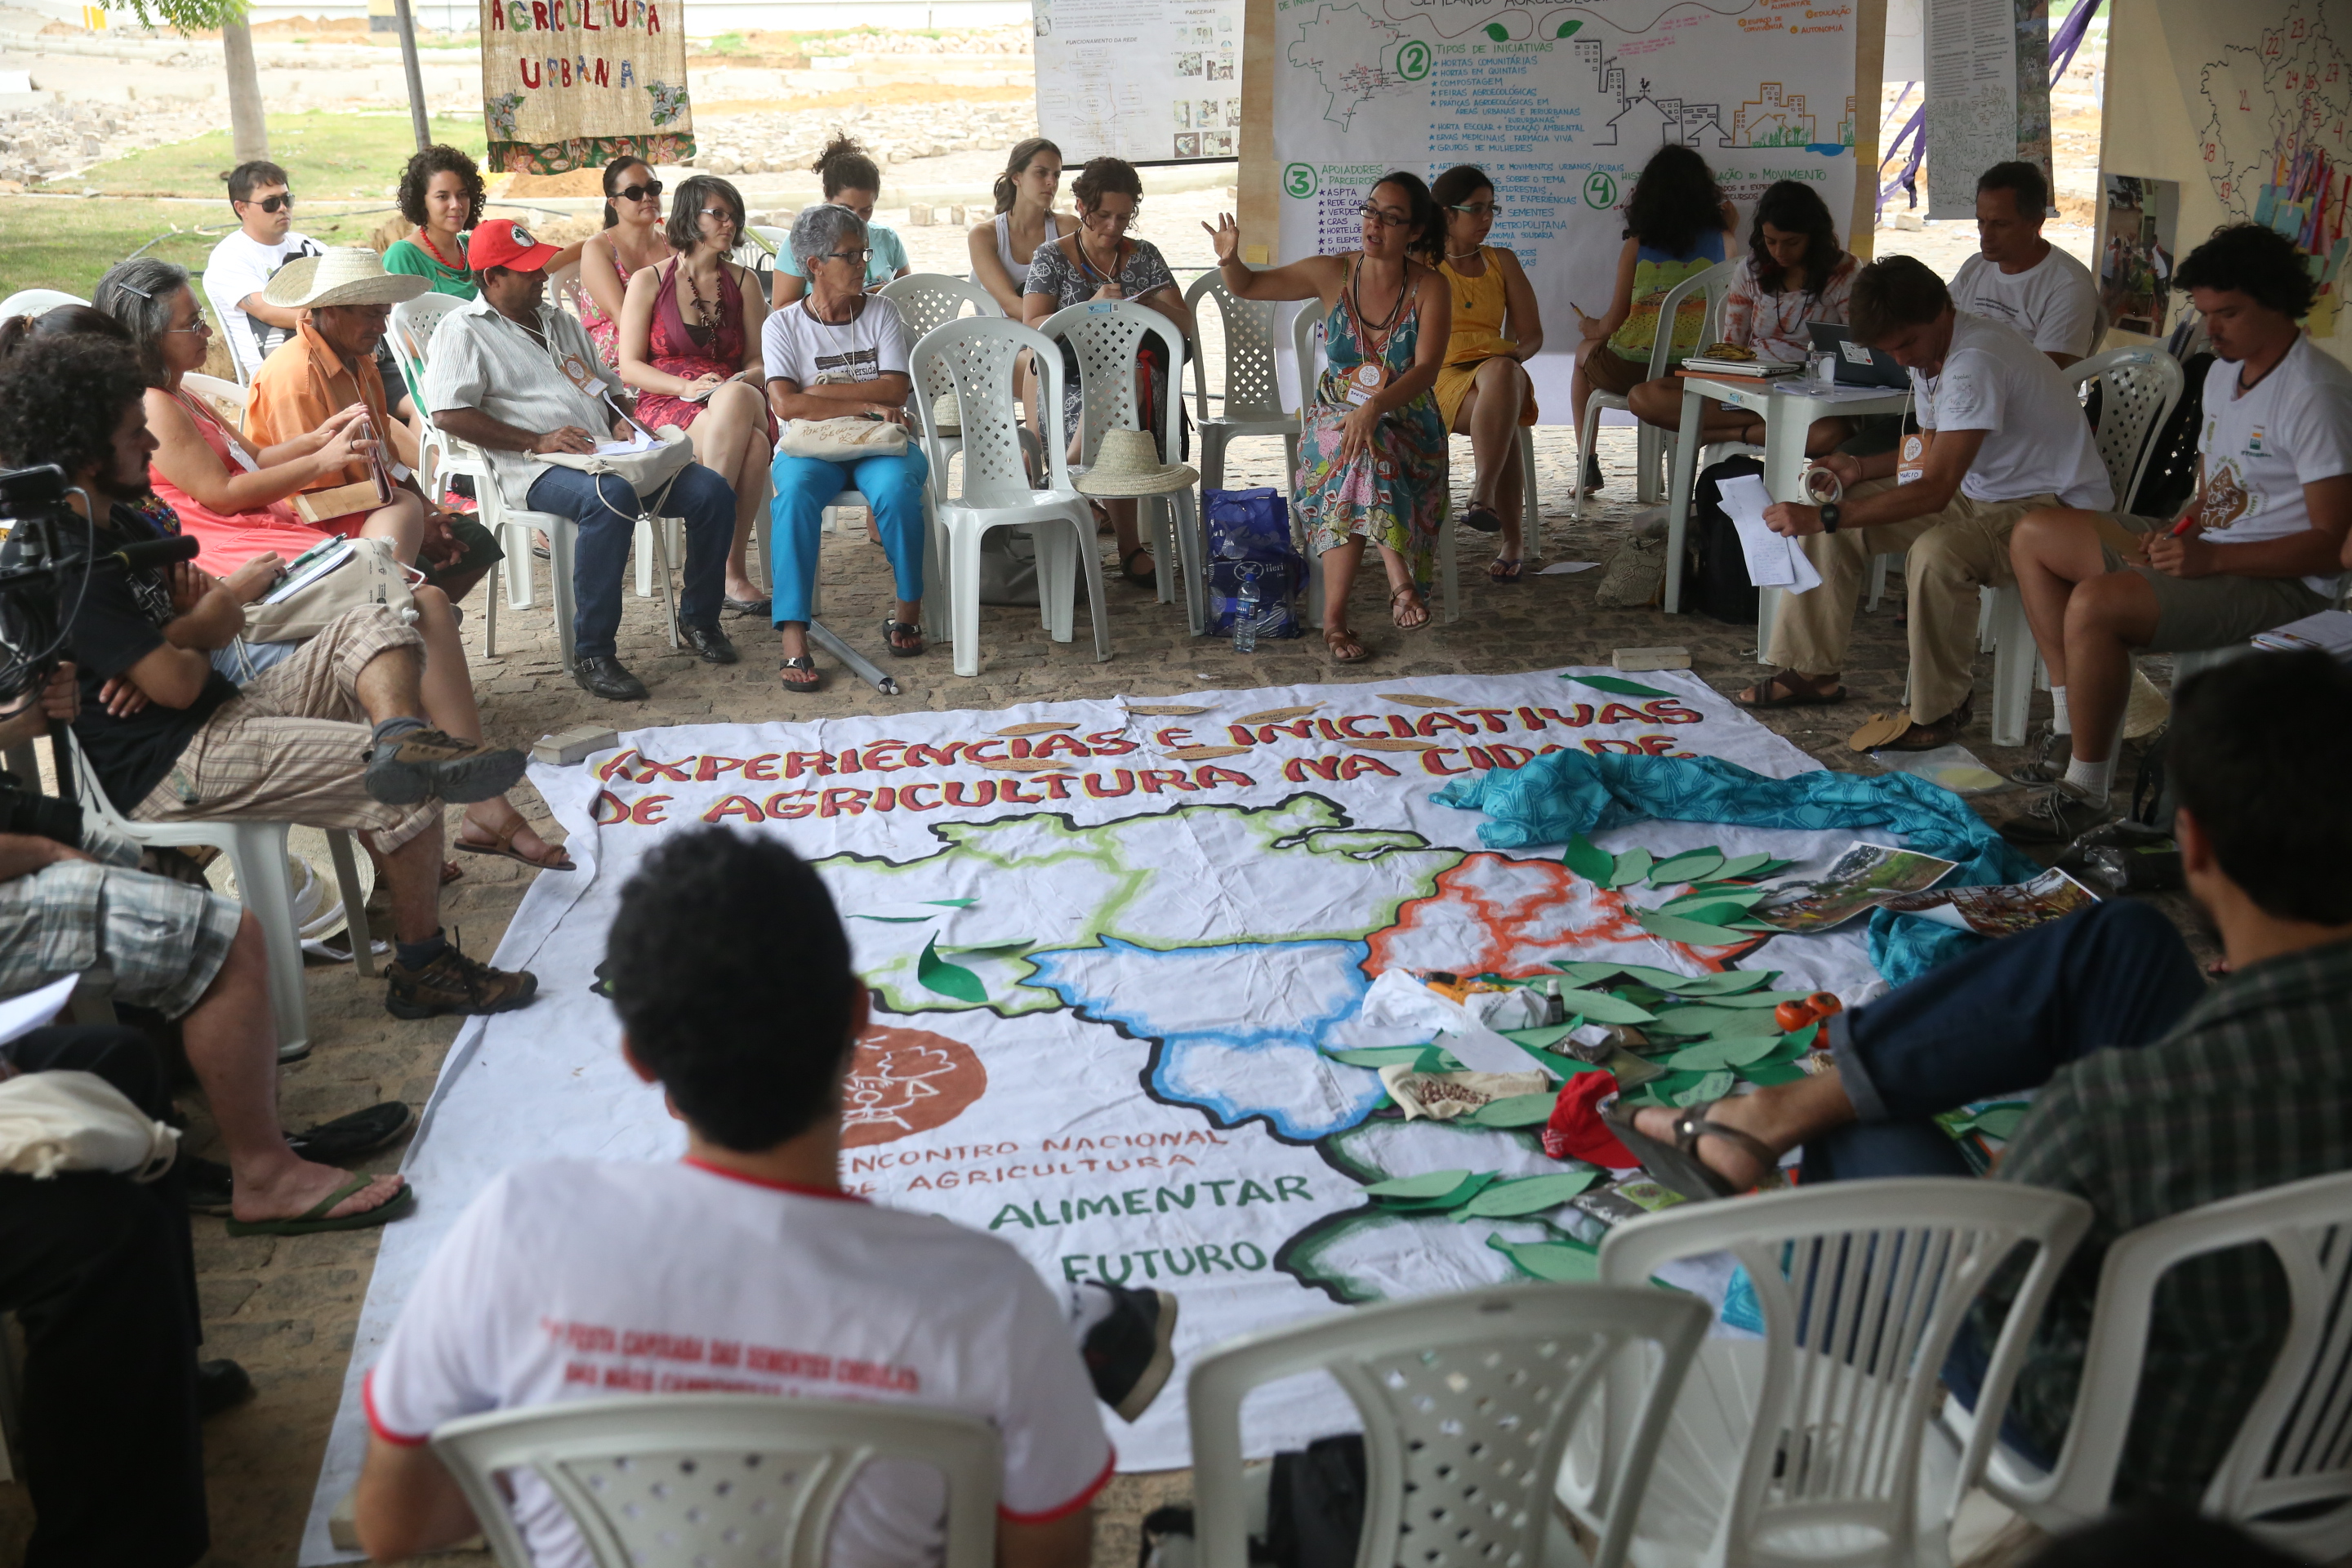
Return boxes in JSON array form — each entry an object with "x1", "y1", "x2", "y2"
[{"x1": 577, "y1": 155, "x2": 674, "y2": 365}]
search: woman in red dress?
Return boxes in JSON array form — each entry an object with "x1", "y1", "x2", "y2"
[{"x1": 617, "y1": 175, "x2": 774, "y2": 616}]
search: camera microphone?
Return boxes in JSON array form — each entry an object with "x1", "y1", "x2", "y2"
[{"x1": 105, "y1": 534, "x2": 202, "y2": 572}]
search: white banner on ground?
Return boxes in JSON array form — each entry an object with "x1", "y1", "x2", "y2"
[
  {"x1": 300, "y1": 667, "x2": 1887, "y2": 1561},
  {"x1": 1033, "y1": 0, "x2": 1244, "y2": 163},
  {"x1": 1269, "y1": 0, "x2": 1860, "y2": 424}
]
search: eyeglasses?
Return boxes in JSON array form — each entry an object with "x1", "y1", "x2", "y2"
[
  {"x1": 824, "y1": 248, "x2": 875, "y2": 266},
  {"x1": 1446, "y1": 202, "x2": 1500, "y2": 218},
  {"x1": 1082, "y1": 207, "x2": 1138, "y2": 231},
  {"x1": 617, "y1": 180, "x2": 663, "y2": 203},
  {"x1": 1358, "y1": 203, "x2": 1412, "y2": 228},
  {"x1": 700, "y1": 206, "x2": 738, "y2": 224},
  {"x1": 165, "y1": 310, "x2": 212, "y2": 335},
  {"x1": 240, "y1": 194, "x2": 292, "y2": 214}
]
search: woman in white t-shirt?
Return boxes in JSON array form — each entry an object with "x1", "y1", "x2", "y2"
[{"x1": 762, "y1": 203, "x2": 929, "y2": 692}]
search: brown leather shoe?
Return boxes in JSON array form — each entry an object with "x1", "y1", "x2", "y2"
[{"x1": 385, "y1": 942, "x2": 540, "y2": 1020}]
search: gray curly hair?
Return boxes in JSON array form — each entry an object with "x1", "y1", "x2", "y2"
[
  {"x1": 91, "y1": 256, "x2": 194, "y2": 385},
  {"x1": 789, "y1": 202, "x2": 867, "y2": 272}
]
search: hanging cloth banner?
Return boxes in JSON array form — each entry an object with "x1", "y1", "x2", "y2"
[{"x1": 479, "y1": 0, "x2": 695, "y2": 175}]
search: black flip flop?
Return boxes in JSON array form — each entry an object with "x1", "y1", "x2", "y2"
[
  {"x1": 1459, "y1": 501, "x2": 1506, "y2": 534},
  {"x1": 1488, "y1": 557, "x2": 1525, "y2": 583},
  {"x1": 723, "y1": 596, "x2": 772, "y2": 618},
  {"x1": 882, "y1": 617, "x2": 924, "y2": 658},
  {"x1": 778, "y1": 655, "x2": 823, "y2": 693},
  {"x1": 1121, "y1": 546, "x2": 1156, "y2": 590},
  {"x1": 287, "y1": 1102, "x2": 416, "y2": 1166},
  {"x1": 1601, "y1": 1101, "x2": 1779, "y2": 1203}
]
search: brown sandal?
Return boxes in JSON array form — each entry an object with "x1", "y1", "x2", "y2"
[
  {"x1": 1601, "y1": 1099, "x2": 1779, "y2": 1202},
  {"x1": 1875, "y1": 696, "x2": 1975, "y2": 751},
  {"x1": 1734, "y1": 672, "x2": 1846, "y2": 710},
  {"x1": 1389, "y1": 585, "x2": 1431, "y2": 631},
  {"x1": 1321, "y1": 625, "x2": 1370, "y2": 664},
  {"x1": 456, "y1": 822, "x2": 576, "y2": 872}
]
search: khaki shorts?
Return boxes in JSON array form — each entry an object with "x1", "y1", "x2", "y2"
[
  {"x1": 2093, "y1": 513, "x2": 2336, "y2": 652},
  {"x1": 1583, "y1": 344, "x2": 1648, "y2": 397}
]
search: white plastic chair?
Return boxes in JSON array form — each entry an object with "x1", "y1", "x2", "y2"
[
  {"x1": 1573, "y1": 259, "x2": 1736, "y2": 523},
  {"x1": 910, "y1": 317, "x2": 1111, "y2": 679},
  {"x1": 0, "y1": 288, "x2": 85, "y2": 321},
  {"x1": 1182, "y1": 272, "x2": 1302, "y2": 494},
  {"x1": 1943, "y1": 1169, "x2": 2352, "y2": 1561},
  {"x1": 880, "y1": 272, "x2": 1003, "y2": 336},
  {"x1": 1561, "y1": 1179, "x2": 2094, "y2": 1568},
  {"x1": 64, "y1": 730, "x2": 372, "y2": 1064},
  {"x1": 431, "y1": 1393, "x2": 1001, "y2": 1568},
  {"x1": 1040, "y1": 300, "x2": 1206, "y2": 635},
  {"x1": 1190, "y1": 1284, "x2": 1709, "y2": 1568},
  {"x1": 1981, "y1": 345, "x2": 2185, "y2": 746},
  {"x1": 548, "y1": 258, "x2": 584, "y2": 323},
  {"x1": 1290, "y1": 305, "x2": 1459, "y2": 626}
]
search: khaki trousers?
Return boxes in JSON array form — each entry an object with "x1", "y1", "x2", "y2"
[{"x1": 1766, "y1": 482, "x2": 2059, "y2": 725}]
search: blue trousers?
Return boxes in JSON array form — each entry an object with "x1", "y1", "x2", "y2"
[
  {"x1": 768, "y1": 446, "x2": 929, "y2": 626},
  {"x1": 526, "y1": 462, "x2": 736, "y2": 662},
  {"x1": 1805, "y1": 898, "x2": 2205, "y2": 1183}
]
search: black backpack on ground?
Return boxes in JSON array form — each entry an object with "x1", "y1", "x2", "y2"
[{"x1": 1685, "y1": 454, "x2": 1766, "y2": 624}]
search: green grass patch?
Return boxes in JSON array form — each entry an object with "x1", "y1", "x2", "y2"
[
  {"x1": 39, "y1": 111, "x2": 487, "y2": 201},
  {"x1": 706, "y1": 29, "x2": 750, "y2": 53},
  {"x1": 0, "y1": 198, "x2": 394, "y2": 301}
]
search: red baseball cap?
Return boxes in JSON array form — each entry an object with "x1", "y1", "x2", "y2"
[{"x1": 470, "y1": 218, "x2": 560, "y2": 274}]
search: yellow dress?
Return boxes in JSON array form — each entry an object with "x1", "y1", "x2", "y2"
[{"x1": 1433, "y1": 246, "x2": 1540, "y2": 431}]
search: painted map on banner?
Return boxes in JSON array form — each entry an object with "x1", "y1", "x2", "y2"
[
  {"x1": 301, "y1": 669, "x2": 1891, "y2": 1561},
  {"x1": 479, "y1": 0, "x2": 694, "y2": 175},
  {"x1": 1271, "y1": 0, "x2": 1858, "y2": 417},
  {"x1": 1034, "y1": 0, "x2": 1245, "y2": 163}
]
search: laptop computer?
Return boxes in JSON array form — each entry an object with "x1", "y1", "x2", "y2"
[{"x1": 1806, "y1": 322, "x2": 1911, "y2": 389}]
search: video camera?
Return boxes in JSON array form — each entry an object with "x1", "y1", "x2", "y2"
[{"x1": 0, "y1": 463, "x2": 198, "y2": 840}]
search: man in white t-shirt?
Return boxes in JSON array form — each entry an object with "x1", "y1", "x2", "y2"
[
  {"x1": 1948, "y1": 161, "x2": 2103, "y2": 370},
  {"x1": 2004, "y1": 223, "x2": 2352, "y2": 841},
  {"x1": 200, "y1": 160, "x2": 323, "y2": 381},
  {"x1": 1742, "y1": 256, "x2": 2114, "y2": 751},
  {"x1": 354, "y1": 827, "x2": 1176, "y2": 1568}
]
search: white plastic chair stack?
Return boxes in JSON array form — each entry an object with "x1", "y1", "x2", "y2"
[
  {"x1": 1947, "y1": 1169, "x2": 2352, "y2": 1562},
  {"x1": 910, "y1": 317, "x2": 1111, "y2": 678},
  {"x1": 1181, "y1": 273, "x2": 1302, "y2": 493},
  {"x1": 1980, "y1": 346, "x2": 2184, "y2": 746},
  {"x1": 1040, "y1": 300, "x2": 1207, "y2": 634},
  {"x1": 1572, "y1": 259, "x2": 1736, "y2": 523},
  {"x1": 1562, "y1": 1179, "x2": 2093, "y2": 1568},
  {"x1": 430, "y1": 1393, "x2": 1001, "y2": 1568},
  {"x1": 1188, "y1": 1283, "x2": 1710, "y2": 1568},
  {"x1": 65, "y1": 731, "x2": 372, "y2": 1064},
  {"x1": 1289, "y1": 306, "x2": 1459, "y2": 625}
]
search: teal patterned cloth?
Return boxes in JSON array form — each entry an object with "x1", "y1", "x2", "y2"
[{"x1": 1432, "y1": 749, "x2": 2045, "y2": 985}]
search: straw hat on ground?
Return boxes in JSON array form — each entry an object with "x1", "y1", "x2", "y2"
[
  {"x1": 1074, "y1": 427, "x2": 1198, "y2": 497},
  {"x1": 262, "y1": 248, "x2": 429, "y2": 310},
  {"x1": 203, "y1": 826, "x2": 385, "y2": 961}
]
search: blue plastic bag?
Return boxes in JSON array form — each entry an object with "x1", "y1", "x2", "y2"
[{"x1": 1204, "y1": 487, "x2": 1307, "y2": 639}]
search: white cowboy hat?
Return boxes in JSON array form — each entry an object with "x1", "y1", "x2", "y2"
[
  {"x1": 203, "y1": 827, "x2": 386, "y2": 961},
  {"x1": 262, "y1": 248, "x2": 430, "y2": 310},
  {"x1": 1074, "y1": 427, "x2": 1198, "y2": 497}
]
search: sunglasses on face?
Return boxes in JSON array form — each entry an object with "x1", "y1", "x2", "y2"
[
  {"x1": 242, "y1": 194, "x2": 293, "y2": 214},
  {"x1": 617, "y1": 180, "x2": 662, "y2": 203},
  {"x1": 700, "y1": 207, "x2": 739, "y2": 225},
  {"x1": 1359, "y1": 203, "x2": 1411, "y2": 228}
]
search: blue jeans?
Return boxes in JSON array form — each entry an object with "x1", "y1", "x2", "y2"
[
  {"x1": 768, "y1": 446, "x2": 929, "y2": 626},
  {"x1": 525, "y1": 462, "x2": 736, "y2": 662}
]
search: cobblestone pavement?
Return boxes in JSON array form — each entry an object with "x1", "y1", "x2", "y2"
[{"x1": 0, "y1": 416, "x2": 2203, "y2": 1568}]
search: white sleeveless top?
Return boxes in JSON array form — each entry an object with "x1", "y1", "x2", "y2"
[{"x1": 975, "y1": 210, "x2": 1061, "y2": 291}]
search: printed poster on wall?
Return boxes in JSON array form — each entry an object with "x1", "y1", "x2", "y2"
[
  {"x1": 1033, "y1": 0, "x2": 1245, "y2": 163},
  {"x1": 1269, "y1": 0, "x2": 1859, "y2": 424},
  {"x1": 479, "y1": 0, "x2": 695, "y2": 175}
]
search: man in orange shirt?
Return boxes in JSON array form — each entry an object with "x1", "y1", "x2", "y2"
[{"x1": 243, "y1": 249, "x2": 498, "y2": 601}]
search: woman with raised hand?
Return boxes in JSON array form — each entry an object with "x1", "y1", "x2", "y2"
[
  {"x1": 577, "y1": 155, "x2": 675, "y2": 367},
  {"x1": 1572, "y1": 145, "x2": 1738, "y2": 497},
  {"x1": 1430, "y1": 165, "x2": 1543, "y2": 581},
  {"x1": 1205, "y1": 173, "x2": 1450, "y2": 665},
  {"x1": 381, "y1": 144, "x2": 488, "y2": 300},
  {"x1": 762, "y1": 203, "x2": 929, "y2": 692},
  {"x1": 969, "y1": 136, "x2": 1071, "y2": 314},
  {"x1": 772, "y1": 135, "x2": 912, "y2": 305},
  {"x1": 617, "y1": 173, "x2": 776, "y2": 617},
  {"x1": 1022, "y1": 155, "x2": 1194, "y2": 590},
  {"x1": 87, "y1": 260, "x2": 572, "y2": 871},
  {"x1": 1624, "y1": 178, "x2": 1859, "y2": 455}
]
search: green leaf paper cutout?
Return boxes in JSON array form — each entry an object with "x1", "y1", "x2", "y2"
[
  {"x1": 1649, "y1": 849, "x2": 1726, "y2": 886},
  {"x1": 916, "y1": 935, "x2": 987, "y2": 1003},
  {"x1": 1661, "y1": 888, "x2": 1770, "y2": 915},
  {"x1": 1702, "y1": 989, "x2": 1815, "y2": 1008},
  {"x1": 1470, "y1": 1093, "x2": 1558, "y2": 1128},
  {"x1": 1364, "y1": 1168, "x2": 1475, "y2": 1200},
  {"x1": 1971, "y1": 1103, "x2": 2031, "y2": 1139},
  {"x1": 1609, "y1": 848, "x2": 1655, "y2": 889},
  {"x1": 1740, "y1": 1062, "x2": 1809, "y2": 1086},
  {"x1": 1463, "y1": 1170, "x2": 1599, "y2": 1215},
  {"x1": 1323, "y1": 1045, "x2": 1437, "y2": 1069},
  {"x1": 1501, "y1": 1022, "x2": 1576, "y2": 1051},
  {"x1": 1715, "y1": 853, "x2": 1777, "y2": 880},
  {"x1": 1670, "y1": 970, "x2": 1780, "y2": 996},
  {"x1": 1554, "y1": 988, "x2": 1656, "y2": 1024},
  {"x1": 1488, "y1": 1234, "x2": 1603, "y2": 1281},
  {"x1": 1565, "y1": 673, "x2": 1674, "y2": 700},
  {"x1": 1672, "y1": 1069, "x2": 1736, "y2": 1107},
  {"x1": 1564, "y1": 833, "x2": 1615, "y2": 885},
  {"x1": 1636, "y1": 909, "x2": 1757, "y2": 947},
  {"x1": 1661, "y1": 902, "x2": 1760, "y2": 928},
  {"x1": 941, "y1": 938, "x2": 1035, "y2": 956}
]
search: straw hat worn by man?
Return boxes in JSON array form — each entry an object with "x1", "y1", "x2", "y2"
[{"x1": 240, "y1": 248, "x2": 501, "y2": 602}]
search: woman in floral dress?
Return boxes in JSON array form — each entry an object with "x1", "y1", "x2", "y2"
[{"x1": 1205, "y1": 173, "x2": 1450, "y2": 662}]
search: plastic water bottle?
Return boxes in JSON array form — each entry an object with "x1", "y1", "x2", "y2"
[{"x1": 1232, "y1": 562, "x2": 1262, "y2": 654}]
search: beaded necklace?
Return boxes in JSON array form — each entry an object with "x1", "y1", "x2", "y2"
[{"x1": 416, "y1": 227, "x2": 466, "y2": 274}]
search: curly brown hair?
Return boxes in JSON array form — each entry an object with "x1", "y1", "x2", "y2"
[
  {"x1": 396, "y1": 144, "x2": 486, "y2": 231},
  {"x1": 0, "y1": 335, "x2": 148, "y2": 481}
]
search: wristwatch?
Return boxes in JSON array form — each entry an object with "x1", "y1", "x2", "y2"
[{"x1": 1820, "y1": 502, "x2": 1842, "y2": 534}]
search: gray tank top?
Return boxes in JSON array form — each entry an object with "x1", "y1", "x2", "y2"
[{"x1": 974, "y1": 210, "x2": 1061, "y2": 292}]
